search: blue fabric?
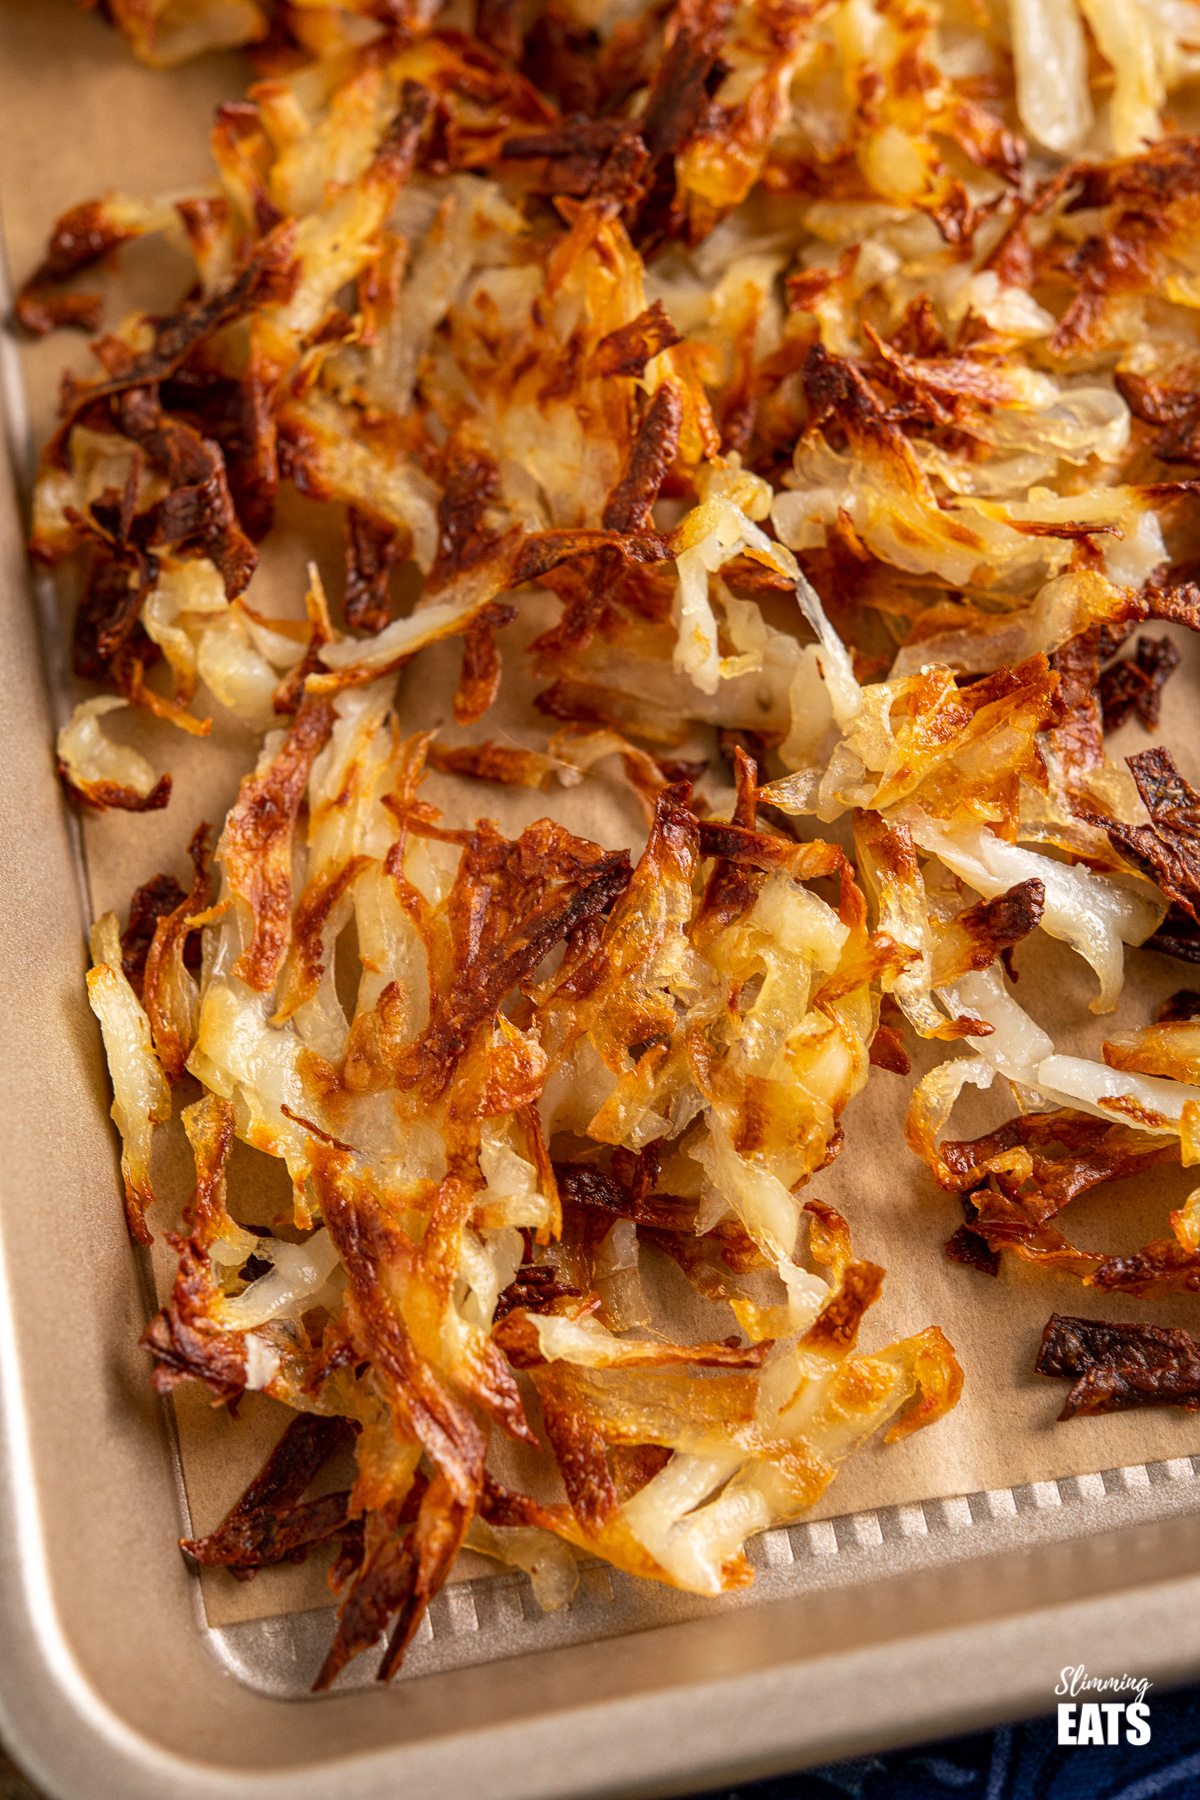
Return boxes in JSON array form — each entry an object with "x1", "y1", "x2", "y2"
[{"x1": 687, "y1": 1685, "x2": 1200, "y2": 1800}]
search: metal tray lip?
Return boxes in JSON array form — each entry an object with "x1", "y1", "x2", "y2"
[
  {"x1": 4, "y1": 1361, "x2": 1200, "y2": 1800},
  {"x1": 206, "y1": 1449, "x2": 1200, "y2": 1701}
]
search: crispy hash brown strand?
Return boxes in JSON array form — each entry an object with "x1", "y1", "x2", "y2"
[
  {"x1": 1107, "y1": 750, "x2": 1200, "y2": 934},
  {"x1": 43, "y1": 0, "x2": 1200, "y2": 1692},
  {"x1": 911, "y1": 1105, "x2": 1193, "y2": 1293},
  {"x1": 1037, "y1": 1314, "x2": 1200, "y2": 1417},
  {"x1": 181, "y1": 1412, "x2": 359, "y2": 1579}
]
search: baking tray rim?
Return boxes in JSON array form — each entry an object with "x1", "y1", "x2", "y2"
[{"x1": 5, "y1": 1349, "x2": 1200, "y2": 1800}]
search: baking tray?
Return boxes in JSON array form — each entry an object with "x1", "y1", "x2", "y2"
[{"x1": 4, "y1": 5, "x2": 1200, "y2": 1796}]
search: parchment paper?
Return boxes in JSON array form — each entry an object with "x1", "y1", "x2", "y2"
[{"x1": 5, "y1": 0, "x2": 1200, "y2": 1634}]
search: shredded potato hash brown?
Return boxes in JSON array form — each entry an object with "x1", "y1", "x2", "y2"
[{"x1": 29, "y1": 0, "x2": 1200, "y2": 1682}]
